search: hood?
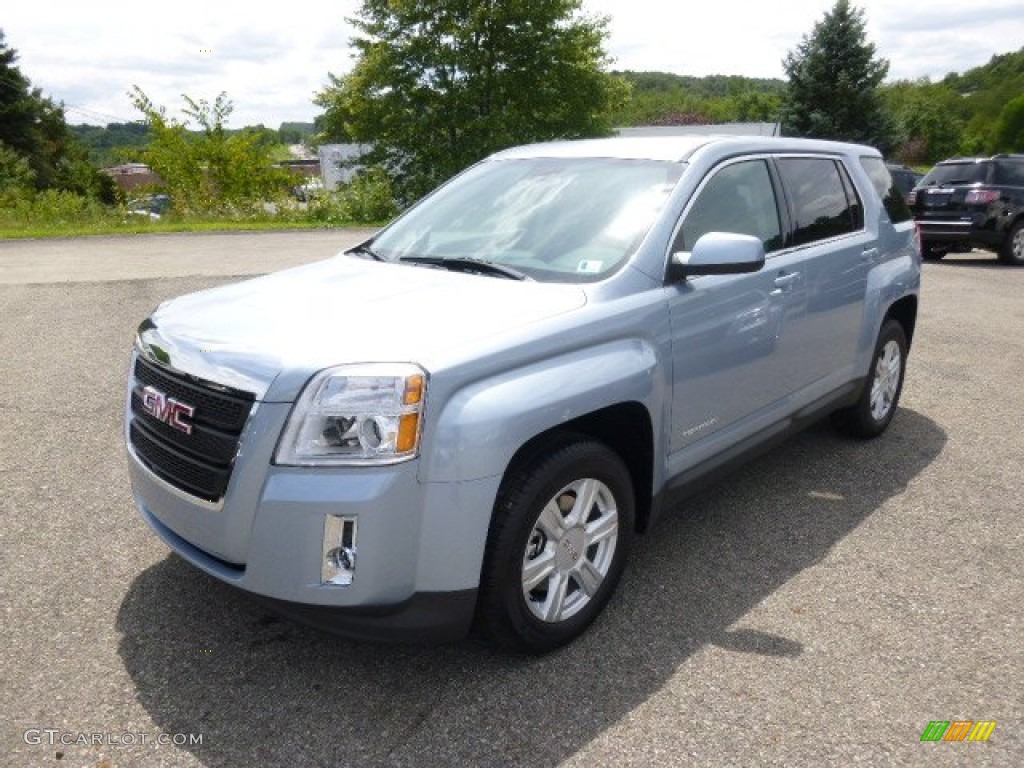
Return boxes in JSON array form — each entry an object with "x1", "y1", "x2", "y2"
[{"x1": 137, "y1": 254, "x2": 587, "y2": 401}]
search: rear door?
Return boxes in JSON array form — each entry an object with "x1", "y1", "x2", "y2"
[{"x1": 773, "y1": 155, "x2": 872, "y2": 390}]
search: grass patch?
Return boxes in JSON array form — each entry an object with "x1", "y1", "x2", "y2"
[
  {"x1": 0, "y1": 201, "x2": 389, "y2": 240},
  {"x1": 2, "y1": 170, "x2": 398, "y2": 239}
]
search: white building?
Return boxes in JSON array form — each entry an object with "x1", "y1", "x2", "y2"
[{"x1": 318, "y1": 144, "x2": 371, "y2": 190}]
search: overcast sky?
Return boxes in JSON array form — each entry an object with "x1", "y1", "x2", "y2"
[{"x1": 3, "y1": 0, "x2": 1022, "y2": 128}]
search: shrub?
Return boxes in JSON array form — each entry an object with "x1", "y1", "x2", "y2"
[
  {"x1": 0, "y1": 188, "x2": 112, "y2": 230},
  {"x1": 305, "y1": 167, "x2": 398, "y2": 225}
]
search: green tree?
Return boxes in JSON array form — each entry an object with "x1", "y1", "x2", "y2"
[
  {"x1": 992, "y1": 94, "x2": 1024, "y2": 152},
  {"x1": 882, "y1": 80, "x2": 965, "y2": 163},
  {"x1": 606, "y1": 71, "x2": 784, "y2": 128},
  {"x1": 0, "y1": 29, "x2": 112, "y2": 199},
  {"x1": 729, "y1": 91, "x2": 783, "y2": 122},
  {"x1": 278, "y1": 122, "x2": 315, "y2": 145},
  {"x1": 0, "y1": 141, "x2": 35, "y2": 194},
  {"x1": 0, "y1": 31, "x2": 43, "y2": 167},
  {"x1": 933, "y1": 49, "x2": 1024, "y2": 154},
  {"x1": 129, "y1": 87, "x2": 290, "y2": 214},
  {"x1": 781, "y1": 0, "x2": 897, "y2": 152},
  {"x1": 315, "y1": 0, "x2": 625, "y2": 202}
]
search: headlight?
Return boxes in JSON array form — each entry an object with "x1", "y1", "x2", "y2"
[{"x1": 275, "y1": 363, "x2": 427, "y2": 466}]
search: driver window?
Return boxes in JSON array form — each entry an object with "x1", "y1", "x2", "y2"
[{"x1": 674, "y1": 160, "x2": 782, "y2": 253}]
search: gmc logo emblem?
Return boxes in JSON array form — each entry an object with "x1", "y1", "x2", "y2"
[{"x1": 141, "y1": 386, "x2": 195, "y2": 435}]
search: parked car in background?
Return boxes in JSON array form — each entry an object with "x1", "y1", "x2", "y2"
[
  {"x1": 291, "y1": 177, "x2": 325, "y2": 202},
  {"x1": 887, "y1": 163, "x2": 924, "y2": 200},
  {"x1": 125, "y1": 136, "x2": 920, "y2": 653},
  {"x1": 908, "y1": 154, "x2": 1024, "y2": 264},
  {"x1": 126, "y1": 194, "x2": 171, "y2": 219}
]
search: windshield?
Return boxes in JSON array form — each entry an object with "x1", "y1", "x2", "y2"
[{"x1": 370, "y1": 157, "x2": 683, "y2": 282}]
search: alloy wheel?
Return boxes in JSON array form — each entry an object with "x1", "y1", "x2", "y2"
[
  {"x1": 521, "y1": 478, "x2": 619, "y2": 623},
  {"x1": 870, "y1": 340, "x2": 902, "y2": 422}
]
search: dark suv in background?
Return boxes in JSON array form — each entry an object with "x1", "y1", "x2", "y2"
[
  {"x1": 887, "y1": 163, "x2": 924, "y2": 200},
  {"x1": 908, "y1": 154, "x2": 1024, "y2": 265}
]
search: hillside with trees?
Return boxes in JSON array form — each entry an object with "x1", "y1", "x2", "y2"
[
  {"x1": 608, "y1": 71, "x2": 785, "y2": 126},
  {"x1": 883, "y1": 47, "x2": 1024, "y2": 162},
  {"x1": 53, "y1": 47, "x2": 1024, "y2": 178},
  {"x1": 3, "y1": 0, "x2": 1021, "y2": 236},
  {"x1": 278, "y1": 122, "x2": 316, "y2": 145},
  {"x1": 70, "y1": 122, "x2": 313, "y2": 167},
  {"x1": 69, "y1": 122, "x2": 151, "y2": 167}
]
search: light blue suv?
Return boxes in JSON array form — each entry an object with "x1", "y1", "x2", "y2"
[{"x1": 126, "y1": 136, "x2": 920, "y2": 653}]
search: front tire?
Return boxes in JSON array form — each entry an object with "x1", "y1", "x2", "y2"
[
  {"x1": 833, "y1": 319, "x2": 908, "y2": 439},
  {"x1": 477, "y1": 437, "x2": 634, "y2": 654}
]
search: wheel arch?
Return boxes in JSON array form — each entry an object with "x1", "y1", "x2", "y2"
[
  {"x1": 499, "y1": 402, "x2": 655, "y2": 533},
  {"x1": 884, "y1": 294, "x2": 918, "y2": 349}
]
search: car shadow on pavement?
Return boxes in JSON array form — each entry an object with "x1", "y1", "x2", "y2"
[{"x1": 116, "y1": 409, "x2": 946, "y2": 767}]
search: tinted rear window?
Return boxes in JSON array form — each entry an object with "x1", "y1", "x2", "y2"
[
  {"x1": 778, "y1": 157, "x2": 862, "y2": 245},
  {"x1": 921, "y1": 162, "x2": 989, "y2": 186},
  {"x1": 861, "y1": 156, "x2": 912, "y2": 223},
  {"x1": 994, "y1": 160, "x2": 1024, "y2": 186}
]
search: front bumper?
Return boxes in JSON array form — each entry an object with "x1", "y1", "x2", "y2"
[
  {"x1": 254, "y1": 590, "x2": 479, "y2": 643},
  {"x1": 127, "y1": 404, "x2": 501, "y2": 641}
]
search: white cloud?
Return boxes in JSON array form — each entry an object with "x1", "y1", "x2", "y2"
[
  {"x1": 3, "y1": 0, "x2": 359, "y2": 126},
  {"x1": 589, "y1": 0, "x2": 1024, "y2": 81}
]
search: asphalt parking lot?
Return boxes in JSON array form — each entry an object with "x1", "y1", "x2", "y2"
[{"x1": 1, "y1": 233, "x2": 1021, "y2": 767}]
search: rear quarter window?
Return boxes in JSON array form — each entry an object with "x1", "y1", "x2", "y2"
[{"x1": 860, "y1": 156, "x2": 912, "y2": 223}]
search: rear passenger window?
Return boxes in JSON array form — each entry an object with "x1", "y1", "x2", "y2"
[
  {"x1": 675, "y1": 159, "x2": 783, "y2": 253},
  {"x1": 778, "y1": 157, "x2": 861, "y2": 245},
  {"x1": 994, "y1": 160, "x2": 1024, "y2": 186},
  {"x1": 859, "y1": 156, "x2": 912, "y2": 223}
]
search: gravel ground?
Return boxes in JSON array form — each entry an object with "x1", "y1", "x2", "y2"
[{"x1": 1, "y1": 235, "x2": 1020, "y2": 767}]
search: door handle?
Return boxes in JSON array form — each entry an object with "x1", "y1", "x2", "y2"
[
  {"x1": 861, "y1": 248, "x2": 879, "y2": 262},
  {"x1": 773, "y1": 272, "x2": 800, "y2": 288}
]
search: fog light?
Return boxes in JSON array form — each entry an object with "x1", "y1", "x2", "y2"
[{"x1": 322, "y1": 515, "x2": 357, "y2": 585}]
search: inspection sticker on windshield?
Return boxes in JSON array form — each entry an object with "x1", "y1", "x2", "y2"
[{"x1": 577, "y1": 260, "x2": 604, "y2": 274}]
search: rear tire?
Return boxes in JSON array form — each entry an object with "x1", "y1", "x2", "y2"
[
  {"x1": 998, "y1": 221, "x2": 1024, "y2": 265},
  {"x1": 833, "y1": 319, "x2": 908, "y2": 439},
  {"x1": 476, "y1": 437, "x2": 634, "y2": 654}
]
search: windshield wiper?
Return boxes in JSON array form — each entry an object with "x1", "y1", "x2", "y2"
[
  {"x1": 347, "y1": 242, "x2": 385, "y2": 261},
  {"x1": 398, "y1": 255, "x2": 531, "y2": 281}
]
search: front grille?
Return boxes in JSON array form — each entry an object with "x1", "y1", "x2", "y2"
[{"x1": 129, "y1": 356, "x2": 255, "y2": 502}]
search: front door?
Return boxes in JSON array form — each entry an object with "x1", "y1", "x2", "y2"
[{"x1": 666, "y1": 157, "x2": 808, "y2": 471}]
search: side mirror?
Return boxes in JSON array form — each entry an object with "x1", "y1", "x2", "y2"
[{"x1": 670, "y1": 232, "x2": 766, "y2": 279}]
